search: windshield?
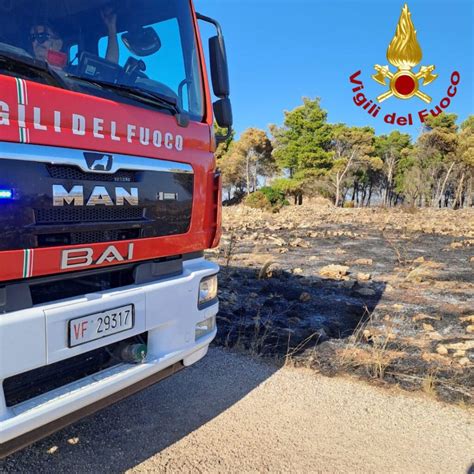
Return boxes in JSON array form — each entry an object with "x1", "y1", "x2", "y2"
[{"x1": 0, "y1": 0, "x2": 205, "y2": 121}]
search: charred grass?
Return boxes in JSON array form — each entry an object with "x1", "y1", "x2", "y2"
[{"x1": 207, "y1": 203, "x2": 474, "y2": 405}]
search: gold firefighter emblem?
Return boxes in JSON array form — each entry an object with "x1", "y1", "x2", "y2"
[{"x1": 372, "y1": 4, "x2": 437, "y2": 103}]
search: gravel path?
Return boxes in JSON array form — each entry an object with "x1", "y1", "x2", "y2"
[{"x1": 2, "y1": 348, "x2": 473, "y2": 473}]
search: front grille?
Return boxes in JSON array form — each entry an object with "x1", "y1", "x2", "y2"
[
  {"x1": 37, "y1": 229, "x2": 141, "y2": 247},
  {"x1": 0, "y1": 157, "x2": 194, "y2": 252},
  {"x1": 3, "y1": 333, "x2": 148, "y2": 407},
  {"x1": 35, "y1": 207, "x2": 145, "y2": 224},
  {"x1": 30, "y1": 264, "x2": 137, "y2": 305},
  {"x1": 70, "y1": 229, "x2": 140, "y2": 244},
  {"x1": 47, "y1": 164, "x2": 137, "y2": 182}
]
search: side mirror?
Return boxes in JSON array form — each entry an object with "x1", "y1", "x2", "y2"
[
  {"x1": 196, "y1": 13, "x2": 233, "y2": 142},
  {"x1": 213, "y1": 98, "x2": 233, "y2": 129},
  {"x1": 209, "y1": 35, "x2": 229, "y2": 98},
  {"x1": 122, "y1": 27, "x2": 161, "y2": 57}
]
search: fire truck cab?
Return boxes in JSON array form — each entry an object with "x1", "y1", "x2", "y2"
[{"x1": 0, "y1": 0, "x2": 231, "y2": 457}]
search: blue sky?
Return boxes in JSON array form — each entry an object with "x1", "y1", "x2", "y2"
[{"x1": 195, "y1": 0, "x2": 473, "y2": 139}]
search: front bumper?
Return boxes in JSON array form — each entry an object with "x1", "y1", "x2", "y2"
[{"x1": 0, "y1": 257, "x2": 218, "y2": 456}]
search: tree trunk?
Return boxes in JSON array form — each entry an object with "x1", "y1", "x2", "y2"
[
  {"x1": 334, "y1": 150, "x2": 356, "y2": 207},
  {"x1": 246, "y1": 153, "x2": 251, "y2": 195},
  {"x1": 453, "y1": 172, "x2": 465, "y2": 210},
  {"x1": 253, "y1": 156, "x2": 259, "y2": 192},
  {"x1": 351, "y1": 184, "x2": 357, "y2": 202},
  {"x1": 367, "y1": 182, "x2": 373, "y2": 207},
  {"x1": 434, "y1": 162, "x2": 456, "y2": 208},
  {"x1": 386, "y1": 152, "x2": 396, "y2": 206},
  {"x1": 381, "y1": 183, "x2": 387, "y2": 207},
  {"x1": 361, "y1": 188, "x2": 367, "y2": 208},
  {"x1": 335, "y1": 173, "x2": 341, "y2": 207},
  {"x1": 387, "y1": 190, "x2": 392, "y2": 207}
]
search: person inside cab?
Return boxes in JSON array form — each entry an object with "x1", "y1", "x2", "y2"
[{"x1": 30, "y1": 7, "x2": 119, "y2": 65}]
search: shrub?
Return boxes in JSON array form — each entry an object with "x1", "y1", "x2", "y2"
[
  {"x1": 259, "y1": 186, "x2": 289, "y2": 210},
  {"x1": 244, "y1": 187, "x2": 289, "y2": 212},
  {"x1": 244, "y1": 191, "x2": 270, "y2": 210}
]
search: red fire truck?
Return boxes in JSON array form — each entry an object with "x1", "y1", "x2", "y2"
[{"x1": 0, "y1": 0, "x2": 231, "y2": 457}]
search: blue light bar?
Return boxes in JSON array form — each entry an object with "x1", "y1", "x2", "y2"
[{"x1": 0, "y1": 189, "x2": 13, "y2": 200}]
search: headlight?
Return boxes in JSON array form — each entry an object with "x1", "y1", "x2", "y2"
[
  {"x1": 195, "y1": 316, "x2": 216, "y2": 340},
  {"x1": 198, "y1": 274, "x2": 218, "y2": 307}
]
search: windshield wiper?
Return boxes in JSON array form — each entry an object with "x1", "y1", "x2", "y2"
[
  {"x1": 66, "y1": 75, "x2": 190, "y2": 127},
  {"x1": 0, "y1": 51, "x2": 67, "y2": 89}
]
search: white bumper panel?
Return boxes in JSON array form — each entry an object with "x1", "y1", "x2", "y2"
[{"x1": 0, "y1": 258, "x2": 218, "y2": 445}]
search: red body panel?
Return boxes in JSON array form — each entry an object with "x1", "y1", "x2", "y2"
[{"x1": 0, "y1": 3, "x2": 221, "y2": 283}]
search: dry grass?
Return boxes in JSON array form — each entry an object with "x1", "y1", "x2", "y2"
[
  {"x1": 421, "y1": 370, "x2": 438, "y2": 397},
  {"x1": 382, "y1": 231, "x2": 411, "y2": 267},
  {"x1": 222, "y1": 232, "x2": 237, "y2": 268},
  {"x1": 339, "y1": 310, "x2": 398, "y2": 380},
  {"x1": 284, "y1": 331, "x2": 322, "y2": 366}
]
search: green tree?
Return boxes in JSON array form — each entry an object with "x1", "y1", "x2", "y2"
[
  {"x1": 219, "y1": 148, "x2": 246, "y2": 199},
  {"x1": 234, "y1": 128, "x2": 275, "y2": 194},
  {"x1": 270, "y1": 98, "x2": 333, "y2": 178},
  {"x1": 453, "y1": 116, "x2": 474, "y2": 208},
  {"x1": 218, "y1": 128, "x2": 275, "y2": 198},
  {"x1": 375, "y1": 131, "x2": 412, "y2": 206},
  {"x1": 271, "y1": 177, "x2": 304, "y2": 205},
  {"x1": 395, "y1": 113, "x2": 459, "y2": 206},
  {"x1": 420, "y1": 113, "x2": 458, "y2": 207},
  {"x1": 329, "y1": 125, "x2": 376, "y2": 207},
  {"x1": 214, "y1": 122, "x2": 235, "y2": 161},
  {"x1": 214, "y1": 123, "x2": 239, "y2": 200}
]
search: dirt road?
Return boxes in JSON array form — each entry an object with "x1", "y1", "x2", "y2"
[{"x1": 1, "y1": 348, "x2": 473, "y2": 473}]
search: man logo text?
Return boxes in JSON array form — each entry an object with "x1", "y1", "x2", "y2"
[{"x1": 53, "y1": 185, "x2": 139, "y2": 206}]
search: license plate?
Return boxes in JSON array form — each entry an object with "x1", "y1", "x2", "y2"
[{"x1": 69, "y1": 305, "x2": 134, "y2": 348}]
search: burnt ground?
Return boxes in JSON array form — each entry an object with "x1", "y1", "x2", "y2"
[{"x1": 207, "y1": 202, "x2": 474, "y2": 405}]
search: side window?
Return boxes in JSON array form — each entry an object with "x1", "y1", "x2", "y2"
[{"x1": 98, "y1": 19, "x2": 189, "y2": 109}]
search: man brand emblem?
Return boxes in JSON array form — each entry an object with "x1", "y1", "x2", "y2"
[
  {"x1": 53, "y1": 185, "x2": 139, "y2": 206},
  {"x1": 84, "y1": 152, "x2": 113, "y2": 171},
  {"x1": 61, "y1": 244, "x2": 134, "y2": 270},
  {"x1": 371, "y1": 4, "x2": 437, "y2": 103}
]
